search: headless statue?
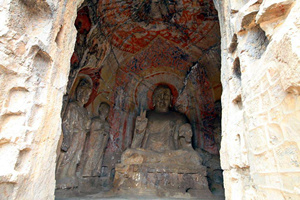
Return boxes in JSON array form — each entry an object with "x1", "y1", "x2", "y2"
[
  {"x1": 56, "y1": 79, "x2": 92, "y2": 189},
  {"x1": 82, "y1": 102, "x2": 110, "y2": 177}
]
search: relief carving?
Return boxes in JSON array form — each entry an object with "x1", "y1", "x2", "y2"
[
  {"x1": 56, "y1": 79, "x2": 92, "y2": 189},
  {"x1": 81, "y1": 102, "x2": 111, "y2": 177}
]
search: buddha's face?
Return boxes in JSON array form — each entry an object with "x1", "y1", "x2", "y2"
[{"x1": 153, "y1": 87, "x2": 172, "y2": 112}]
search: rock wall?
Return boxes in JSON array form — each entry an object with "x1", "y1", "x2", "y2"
[
  {"x1": 1, "y1": 0, "x2": 299, "y2": 199},
  {"x1": 215, "y1": 0, "x2": 300, "y2": 199},
  {"x1": 0, "y1": 0, "x2": 83, "y2": 199}
]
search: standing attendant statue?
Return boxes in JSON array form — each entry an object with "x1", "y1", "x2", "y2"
[
  {"x1": 56, "y1": 79, "x2": 92, "y2": 189},
  {"x1": 82, "y1": 102, "x2": 111, "y2": 177}
]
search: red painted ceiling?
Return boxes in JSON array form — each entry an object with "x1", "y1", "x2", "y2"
[{"x1": 97, "y1": 0, "x2": 219, "y2": 56}]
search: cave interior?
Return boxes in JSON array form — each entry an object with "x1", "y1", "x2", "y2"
[{"x1": 56, "y1": 0, "x2": 223, "y2": 198}]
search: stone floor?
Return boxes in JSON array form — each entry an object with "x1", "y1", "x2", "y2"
[
  {"x1": 56, "y1": 195, "x2": 224, "y2": 200},
  {"x1": 55, "y1": 190, "x2": 225, "y2": 200}
]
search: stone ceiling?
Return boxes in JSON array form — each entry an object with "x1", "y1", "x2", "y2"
[{"x1": 97, "y1": 0, "x2": 219, "y2": 56}]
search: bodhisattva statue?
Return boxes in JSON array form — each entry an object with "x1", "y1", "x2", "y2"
[
  {"x1": 56, "y1": 79, "x2": 92, "y2": 189},
  {"x1": 114, "y1": 85, "x2": 211, "y2": 197},
  {"x1": 82, "y1": 102, "x2": 110, "y2": 177}
]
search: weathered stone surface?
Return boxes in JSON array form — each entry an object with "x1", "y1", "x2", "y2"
[
  {"x1": 216, "y1": 0, "x2": 300, "y2": 199},
  {"x1": 1, "y1": 0, "x2": 300, "y2": 199},
  {"x1": 113, "y1": 163, "x2": 210, "y2": 197},
  {"x1": 113, "y1": 85, "x2": 213, "y2": 198},
  {"x1": 81, "y1": 102, "x2": 110, "y2": 177},
  {"x1": 256, "y1": 0, "x2": 296, "y2": 38},
  {"x1": 56, "y1": 79, "x2": 92, "y2": 189},
  {"x1": 235, "y1": 0, "x2": 262, "y2": 32},
  {"x1": 0, "y1": 0, "x2": 84, "y2": 199}
]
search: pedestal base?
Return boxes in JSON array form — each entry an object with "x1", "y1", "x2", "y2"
[{"x1": 113, "y1": 163, "x2": 213, "y2": 198}]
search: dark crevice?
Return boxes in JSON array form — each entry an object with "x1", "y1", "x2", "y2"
[{"x1": 233, "y1": 57, "x2": 241, "y2": 79}]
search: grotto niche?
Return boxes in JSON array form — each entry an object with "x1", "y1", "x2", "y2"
[
  {"x1": 55, "y1": 0, "x2": 223, "y2": 199},
  {"x1": 113, "y1": 84, "x2": 213, "y2": 198}
]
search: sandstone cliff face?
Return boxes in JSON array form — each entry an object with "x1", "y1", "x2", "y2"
[
  {"x1": 0, "y1": 1, "x2": 84, "y2": 199},
  {"x1": 215, "y1": 0, "x2": 300, "y2": 199}
]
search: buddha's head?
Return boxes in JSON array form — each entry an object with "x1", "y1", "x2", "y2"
[
  {"x1": 153, "y1": 85, "x2": 172, "y2": 113},
  {"x1": 76, "y1": 79, "x2": 92, "y2": 105},
  {"x1": 98, "y1": 102, "x2": 110, "y2": 119}
]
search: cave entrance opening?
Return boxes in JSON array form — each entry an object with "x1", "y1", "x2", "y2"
[{"x1": 55, "y1": 1, "x2": 223, "y2": 199}]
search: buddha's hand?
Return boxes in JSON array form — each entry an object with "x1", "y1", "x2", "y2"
[{"x1": 135, "y1": 109, "x2": 148, "y2": 134}]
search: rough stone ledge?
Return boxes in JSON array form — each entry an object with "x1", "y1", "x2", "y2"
[{"x1": 115, "y1": 163, "x2": 207, "y2": 175}]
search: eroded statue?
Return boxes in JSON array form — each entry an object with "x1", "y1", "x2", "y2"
[
  {"x1": 125, "y1": 85, "x2": 200, "y2": 165},
  {"x1": 132, "y1": 85, "x2": 186, "y2": 151},
  {"x1": 114, "y1": 85, "x2": 212, "y2": 198},
  {"x1": 56, "y1": 79, "x2": 92, "y2": 189},
  {"x1": 81, "y1": 102, "x2": 110, "y2": 177}
]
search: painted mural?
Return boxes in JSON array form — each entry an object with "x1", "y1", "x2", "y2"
[{"x1": 97, "y1": 0, "x2": 219, "y2": 54}]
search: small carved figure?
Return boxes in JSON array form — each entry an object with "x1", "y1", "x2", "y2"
[
  {"x1": 56, "y1": 79, "x2": 92, "y2": 189},
  {"x1": 82, "y1": 102, "x2": 111, "y2": 177},
  {"x1": 131, "y1": 109, "x2": 147, "y2": 148},
  {"x1": 178, "y1": 123, "x2": 193, "y2": 149}
]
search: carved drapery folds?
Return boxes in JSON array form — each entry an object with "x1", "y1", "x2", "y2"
[{"x1": 113, "y1": 85, "x2": 213, "y2": 198}]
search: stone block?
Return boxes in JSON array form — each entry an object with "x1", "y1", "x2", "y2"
[
  {"x1": 0, "y1": 183, "x2": 15, "y2": 200},
  {"x1": 245, "y1": 95, "x2": 261, "y2": 116},
  {"x1": 113, "y1": 163, "x2": 212, "y2": 198},
  {"x1": 0, "y1": 115, "x2": 27, "y2": 144},
  {"x1": 247, "y1": 126, "x2": 268, "y2": 154},
  {"x1": 256, "y1": 0, "x2": 295, "y2": 37},
  {"x1": 0, "y1": 144, "x2": 19, "y2": 176},
  {"x1": 260, "y1": 91, "x2": 271, "y2": 111},
  {"x1": 269, "y1": 83, "x2": 286, "y2": 107},
  {"x1": 3, "y1": 88, "x2": 29, "y2": 114},
  {"x1": 235, "y1": 0, "x2": 261, "y2": 32},
  {"x1": 259, "y1": 188, "x2": 285, "y2": 200},
  {"x1": 274, "y1": 141, "x2": 300, "y2": 171},
  {"x1": 251, "y1": 150, "x2": 277, "y2": 173},
  {"x1": 282, "y1": 93, "x2": 297, "y2": 114},
  {"x1": 265, "y1": 173, "x2": 283, "y2": 189},
  {"x1": 281, "y1": 111, "x2": 300, "y2": 141},
  {"x1": 230, "y1": 0, "x2": 252, "y2": 13},
  {"x1": 266, "y1": 63, "x2": 281, "y2": 86},
  {"x1": 259, "y1": 73, "x2": 271, "y2": 93},
  {"x1": 256, "y1": 0, "x2": 295, "y2": 24},
  {"x1": 279, "y1": 172, "x2": 300, "y2": 192},
  {"x1": 266, "y1": 123, "x2": 284, "y2": 146},
  {"x1": 252, "y1": 173, "x2": 267, "y2": 187},
  {"x1": 220, "y1": 134, "x2": 230, "y2": 170},
  {"x1": 268, "y1": 105, "x2": 284, "y2": 124},
  {"x1": 280, "y1": 192, "x2": 300, "y2": 200}
]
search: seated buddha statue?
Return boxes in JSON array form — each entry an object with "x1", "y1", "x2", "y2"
[
  {"x1": 122, "y1": 85, "x2": 201, "y2": 166},
  {"x1": 114, "y1": 85, "x2": 211, "y2": 198}
]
